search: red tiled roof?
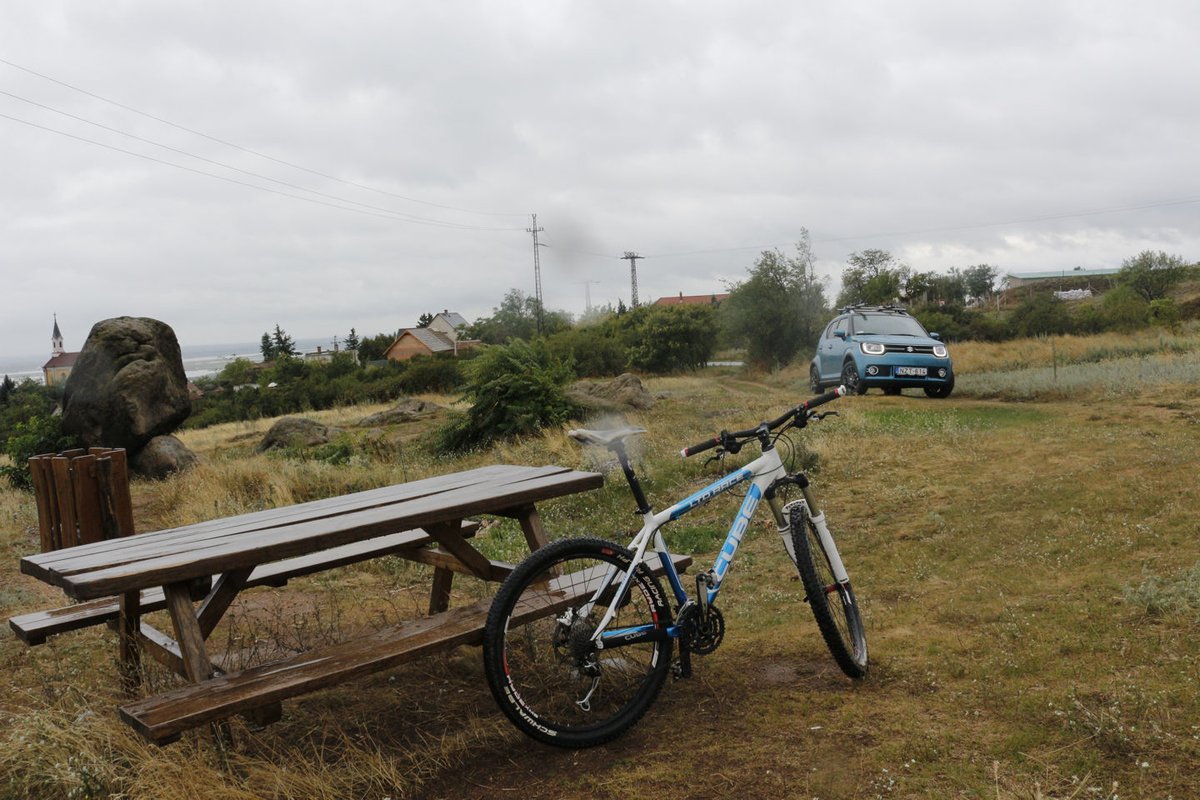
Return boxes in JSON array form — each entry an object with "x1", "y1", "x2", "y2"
[
  {"x1": 653, "y1": 293, "x2": 730, "y2": 306},
  {"x1": 43, "y1": 352, "x2": 80, "y2": 370}
]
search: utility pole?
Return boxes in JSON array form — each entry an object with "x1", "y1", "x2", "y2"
[
  {"x1": 580, "y1": 280, "x2": 600, "y2": 314},
  {"x1": 622, "y1": 251, "x2": 643, "y2": 308},
  {"x1": 527, "y1": 213, "x2": 545, "y2": 335}
]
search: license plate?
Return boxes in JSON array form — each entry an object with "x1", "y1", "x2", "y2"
[{"x1": 895, "y1": 366, "x2": 927, "y2": 376}]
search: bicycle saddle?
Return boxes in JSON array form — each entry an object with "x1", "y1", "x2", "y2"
[{"x1": 567, "y1": 426, "x2": 647, "y2": 448}]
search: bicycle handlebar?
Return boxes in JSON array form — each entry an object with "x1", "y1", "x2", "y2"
[{"x1": 679, "y1": 385, "x2": 848, "y2": 458}]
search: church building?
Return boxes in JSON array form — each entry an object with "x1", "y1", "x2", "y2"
[{"x1": 42, "y1": 316, "x2": 80, "y2": 387}]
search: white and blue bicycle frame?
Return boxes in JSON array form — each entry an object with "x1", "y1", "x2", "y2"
[{"x1": 587, "y1": 443, "x2": 850, "y2": 650}]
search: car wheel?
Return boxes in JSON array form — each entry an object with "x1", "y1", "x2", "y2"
[
  {"x1": 923, "y1": 375, "x2": 954, "y2": 398},
  {"x1": 841, "y1": 360, "x2": 867, "y2": 395},
  {"x1": 809, "y1": 366, "x2": 823, "y2": 394}
]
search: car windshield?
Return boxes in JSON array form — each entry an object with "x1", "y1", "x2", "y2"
[{"x1": 852, "y1": 314, "x2": 927, "y2": 337}]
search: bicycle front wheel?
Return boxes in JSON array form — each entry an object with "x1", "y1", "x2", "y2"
[
  {"x1": 790, "y1": 505, "x2": 868, "y2": 678},
  {"x1": 482, "y1": 537, "x2": 674, "y2": 748}
]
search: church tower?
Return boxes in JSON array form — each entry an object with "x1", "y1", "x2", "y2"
[{"x1": 51, "y1": 315, "x2": 65, "y2": 356}]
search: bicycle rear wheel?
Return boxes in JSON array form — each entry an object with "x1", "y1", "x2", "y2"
[
  {"x1": 482, "y1": 537, "x2": 674, "y2": 747},
  {"x1": 790, "y1": 505, "x2": 868, "y2": 678}
]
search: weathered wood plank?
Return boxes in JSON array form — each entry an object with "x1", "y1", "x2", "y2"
[
  {"x1": 25, "y1": 464, "x2": 524, "y2": 571},
  {"x1": 51, "y1": 457, "x2": 79, "y2": 549},
  {"x1": 10, "y1": 522, "x2": 481, "y2": 644},
  {"x1": 42, "y1": 469, "x2": 603, "y2": 600}
]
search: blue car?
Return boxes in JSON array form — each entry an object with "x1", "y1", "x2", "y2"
[{"x1": 809, "y1": 305, "x2": 954, "y2": 397}]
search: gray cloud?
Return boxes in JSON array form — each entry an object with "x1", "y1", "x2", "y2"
[{"x1": 2, "y1": 0, "x2": 1197, "y2": 363}]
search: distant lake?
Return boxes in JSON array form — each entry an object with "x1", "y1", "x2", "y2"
[{"x1": 0, "y1": 337, "x2": 338, "y2": 384}]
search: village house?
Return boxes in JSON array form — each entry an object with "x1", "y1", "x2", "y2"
[
  {"x1": 383, "y1": 311, "x2": 481, "y2": 362},
  {"x1": 42, "y1": 317, "x2": 80, "y2": 387},
  {"x1": 653, "y1": 291, "x2": 730, "y2": 307}
]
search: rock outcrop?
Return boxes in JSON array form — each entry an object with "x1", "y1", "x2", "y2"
[
  {"x1": 566, "y1": 373, "x2": 655, "y2": 413},
  {"x1": 257, "y1": 417, "x2": 342, "y2": 452},
  {"x1": 131, "y1": 435, "x2": 200, "y2": 480},
  {"x1": 62, "y1": 317, "x2": 193, "y2": 454},
  {"x1": 357, "y1": 398, "x2": 442, "y2": 427}
]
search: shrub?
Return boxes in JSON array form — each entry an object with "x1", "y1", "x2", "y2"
[
  {"x1": 546, "y1": 327, "x2": 627, "y2": 377},
  {"x1": 436, "y1": 340, "x2": 576, "y2": 453},
  {"x1": 0, "y1": 414, "x2": 80, "y2": 491},
  {"x1": 399, "y1": 354, "x2": 466, "y2": 393},
  {"x1": 1148, "y1": 298, "x2": 1182, "y2": 331},
  {"x1": 1101, "y1": 285, "x2": 1150, "y2": 332},
  {"x1": 1009, "y1": 294, "x2": 1074, "y2": 337}
]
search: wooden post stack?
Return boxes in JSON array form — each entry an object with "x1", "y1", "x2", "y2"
[{"x1": 28, "y1": 447, "x2": 135, "y2": 552}]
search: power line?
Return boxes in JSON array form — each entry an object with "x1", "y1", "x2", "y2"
[
  {"x1": 0, "y1": 55, "x2": 527, "y2": 218},
  {"x1": 0, "y1": 88, "x2": 526, "y2": 230},
  {"x1": 0, "y1": 110, "x2": 522, "y2": 230}
]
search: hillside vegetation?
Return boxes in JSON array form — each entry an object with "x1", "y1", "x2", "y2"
[{"x1": 2, "y1": 329, "x2": 1199, "y2": 798}]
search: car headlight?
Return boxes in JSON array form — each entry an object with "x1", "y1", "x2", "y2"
[
  {"x1": 933, "y1": 345, "x2": 948, "y2": 358},
  {"x1": 861, "y1": 342, "x2": 885, "y2": 355}
]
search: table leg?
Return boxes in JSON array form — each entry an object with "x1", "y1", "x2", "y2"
[
  {"x1": 164, "y1": 582, "x2": 215, "y2": 682},
  {"x1": 118, "y1": 590, "x2": 141, "y2": 693},
  {"x1": 514, "y1": 504, "x2": 550, "y2": 551},
  {"x1": 428, "y1": 567, "x2": 454, "y2": 614}
]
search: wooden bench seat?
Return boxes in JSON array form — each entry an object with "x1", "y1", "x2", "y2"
[
  {"x1": 9, "y1": 521, "x2": 481, "y2": 645},
  {"x1": 119, "y1": 552, "x2": 692, "y2": 745}
]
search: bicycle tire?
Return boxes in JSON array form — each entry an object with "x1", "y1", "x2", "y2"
[
  {"x1": 790, "y1": 505, "x2": 869, "y2": 678},
  {"x1": 482, "y1": 537, "x2": 674, "y2": 747}
]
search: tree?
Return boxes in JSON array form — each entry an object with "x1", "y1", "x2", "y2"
[
  {"x1": 723, "y1": 232, "x2": 828, "y2": 370},
  {"x1": 357, "y1": 331, "x2": 398, "y2": 363},
  {"x1": 0, "y1": 375, "x2": 14, "y2": 404},
  {"x1": 963, "y1": 264, "x2": 1000, "y2": 304},
  {"x1": 622, "y1": 305, "x2": 719, "y2": 373},
  {"x1": 417, "y1": 313, "x2": 434, "y2": 328},
  {"x1": 837, "y1": 249, "x2": 909, "y2": 307},
  {"x1": 468, "y1": 289, "x2": 571, "y2": 344},
  {"x1": 344, "y1": 328, "x2": 360, "y2": 351},
  {"x1": 260, "y1": 333, "x2": 275, "y2": 362},
  {"x1": 271, "y1": 324, "x2": 297, "y2": 359},
  {"x1": 1118, "y1": 250, "x2": 1189, "y2": 302}
]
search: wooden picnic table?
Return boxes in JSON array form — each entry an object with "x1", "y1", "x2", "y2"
[{"x1": 16, "y1": 463, "x2": 611, "y2": 744}]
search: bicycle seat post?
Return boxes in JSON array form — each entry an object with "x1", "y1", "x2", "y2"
[{"x1": 612, "y1": 443, "x2": 652, "y2": 516}]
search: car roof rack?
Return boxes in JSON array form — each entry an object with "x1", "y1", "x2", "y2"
[{"x1": 837, "y1": 303, "x2": 910, "y2": 315}]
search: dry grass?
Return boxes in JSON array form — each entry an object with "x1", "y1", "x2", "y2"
[{"x1": 3, "y1": 348, "x2": 1200, "y2": 798}]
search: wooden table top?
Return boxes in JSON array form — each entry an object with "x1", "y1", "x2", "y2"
[{"x1": 21, "y1": 464, "x2": 602, "y2": 601}]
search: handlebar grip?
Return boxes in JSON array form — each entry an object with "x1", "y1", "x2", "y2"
[
  {"x1": 801, "y1": 385, "x2": 847, "y2": 411},
  {"x1": 680, "y1": 435, "x2": 722, "y2": 458}
]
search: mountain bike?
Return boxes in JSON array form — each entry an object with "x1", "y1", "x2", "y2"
[{"x1": 481, "y1": 386, "x2": 867, "y2": 747}]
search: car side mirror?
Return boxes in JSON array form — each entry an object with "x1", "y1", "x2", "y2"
[
  {"x1": 834, "y1": 330, "x2": 847, "y2": 340},
  {"x1": 929, "y1": 332, "x2": 941, "y2": 340}
]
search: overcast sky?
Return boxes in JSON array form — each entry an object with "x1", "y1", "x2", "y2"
[{"x1": 2, "y1": 1, "x2": 1197, "y2": 362}]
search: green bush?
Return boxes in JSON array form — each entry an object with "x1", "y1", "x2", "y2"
[
  {"x1": 1, "y1": 414, "x2": 80, "y2": 491},
  {"x1": 545, "y1": 326, "x2": 627, "y2": 377},
  {"x1": 1101, "y1": 285, "x2": 1150, "y2": 331},
  {"x1": 436, "y1": 340, "x2": 577, "y2": 453}
]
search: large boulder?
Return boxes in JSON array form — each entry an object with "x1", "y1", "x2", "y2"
[
  {"x1": 566, "y1": 373, "x2": 656, "y2": 413},
  {"x1": 257, "y1": 417, "x2": 342, "y2": 453},
  {"x1": 131, "y1": 435, "x2": 200, "y2": 480},
  {"x1": 62, "y1": 317, "x2": 191, "y2": 452}
]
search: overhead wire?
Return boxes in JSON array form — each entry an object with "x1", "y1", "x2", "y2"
[
  {"x1": 0, "y1": 110, "x2": 521, "y2": 230},
  {"x1": 0, "y1": 87, "x2": 524, "y2": 230},
  {"x1": 0, "y1": 55, "x2": 527, "y2": 218}
]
